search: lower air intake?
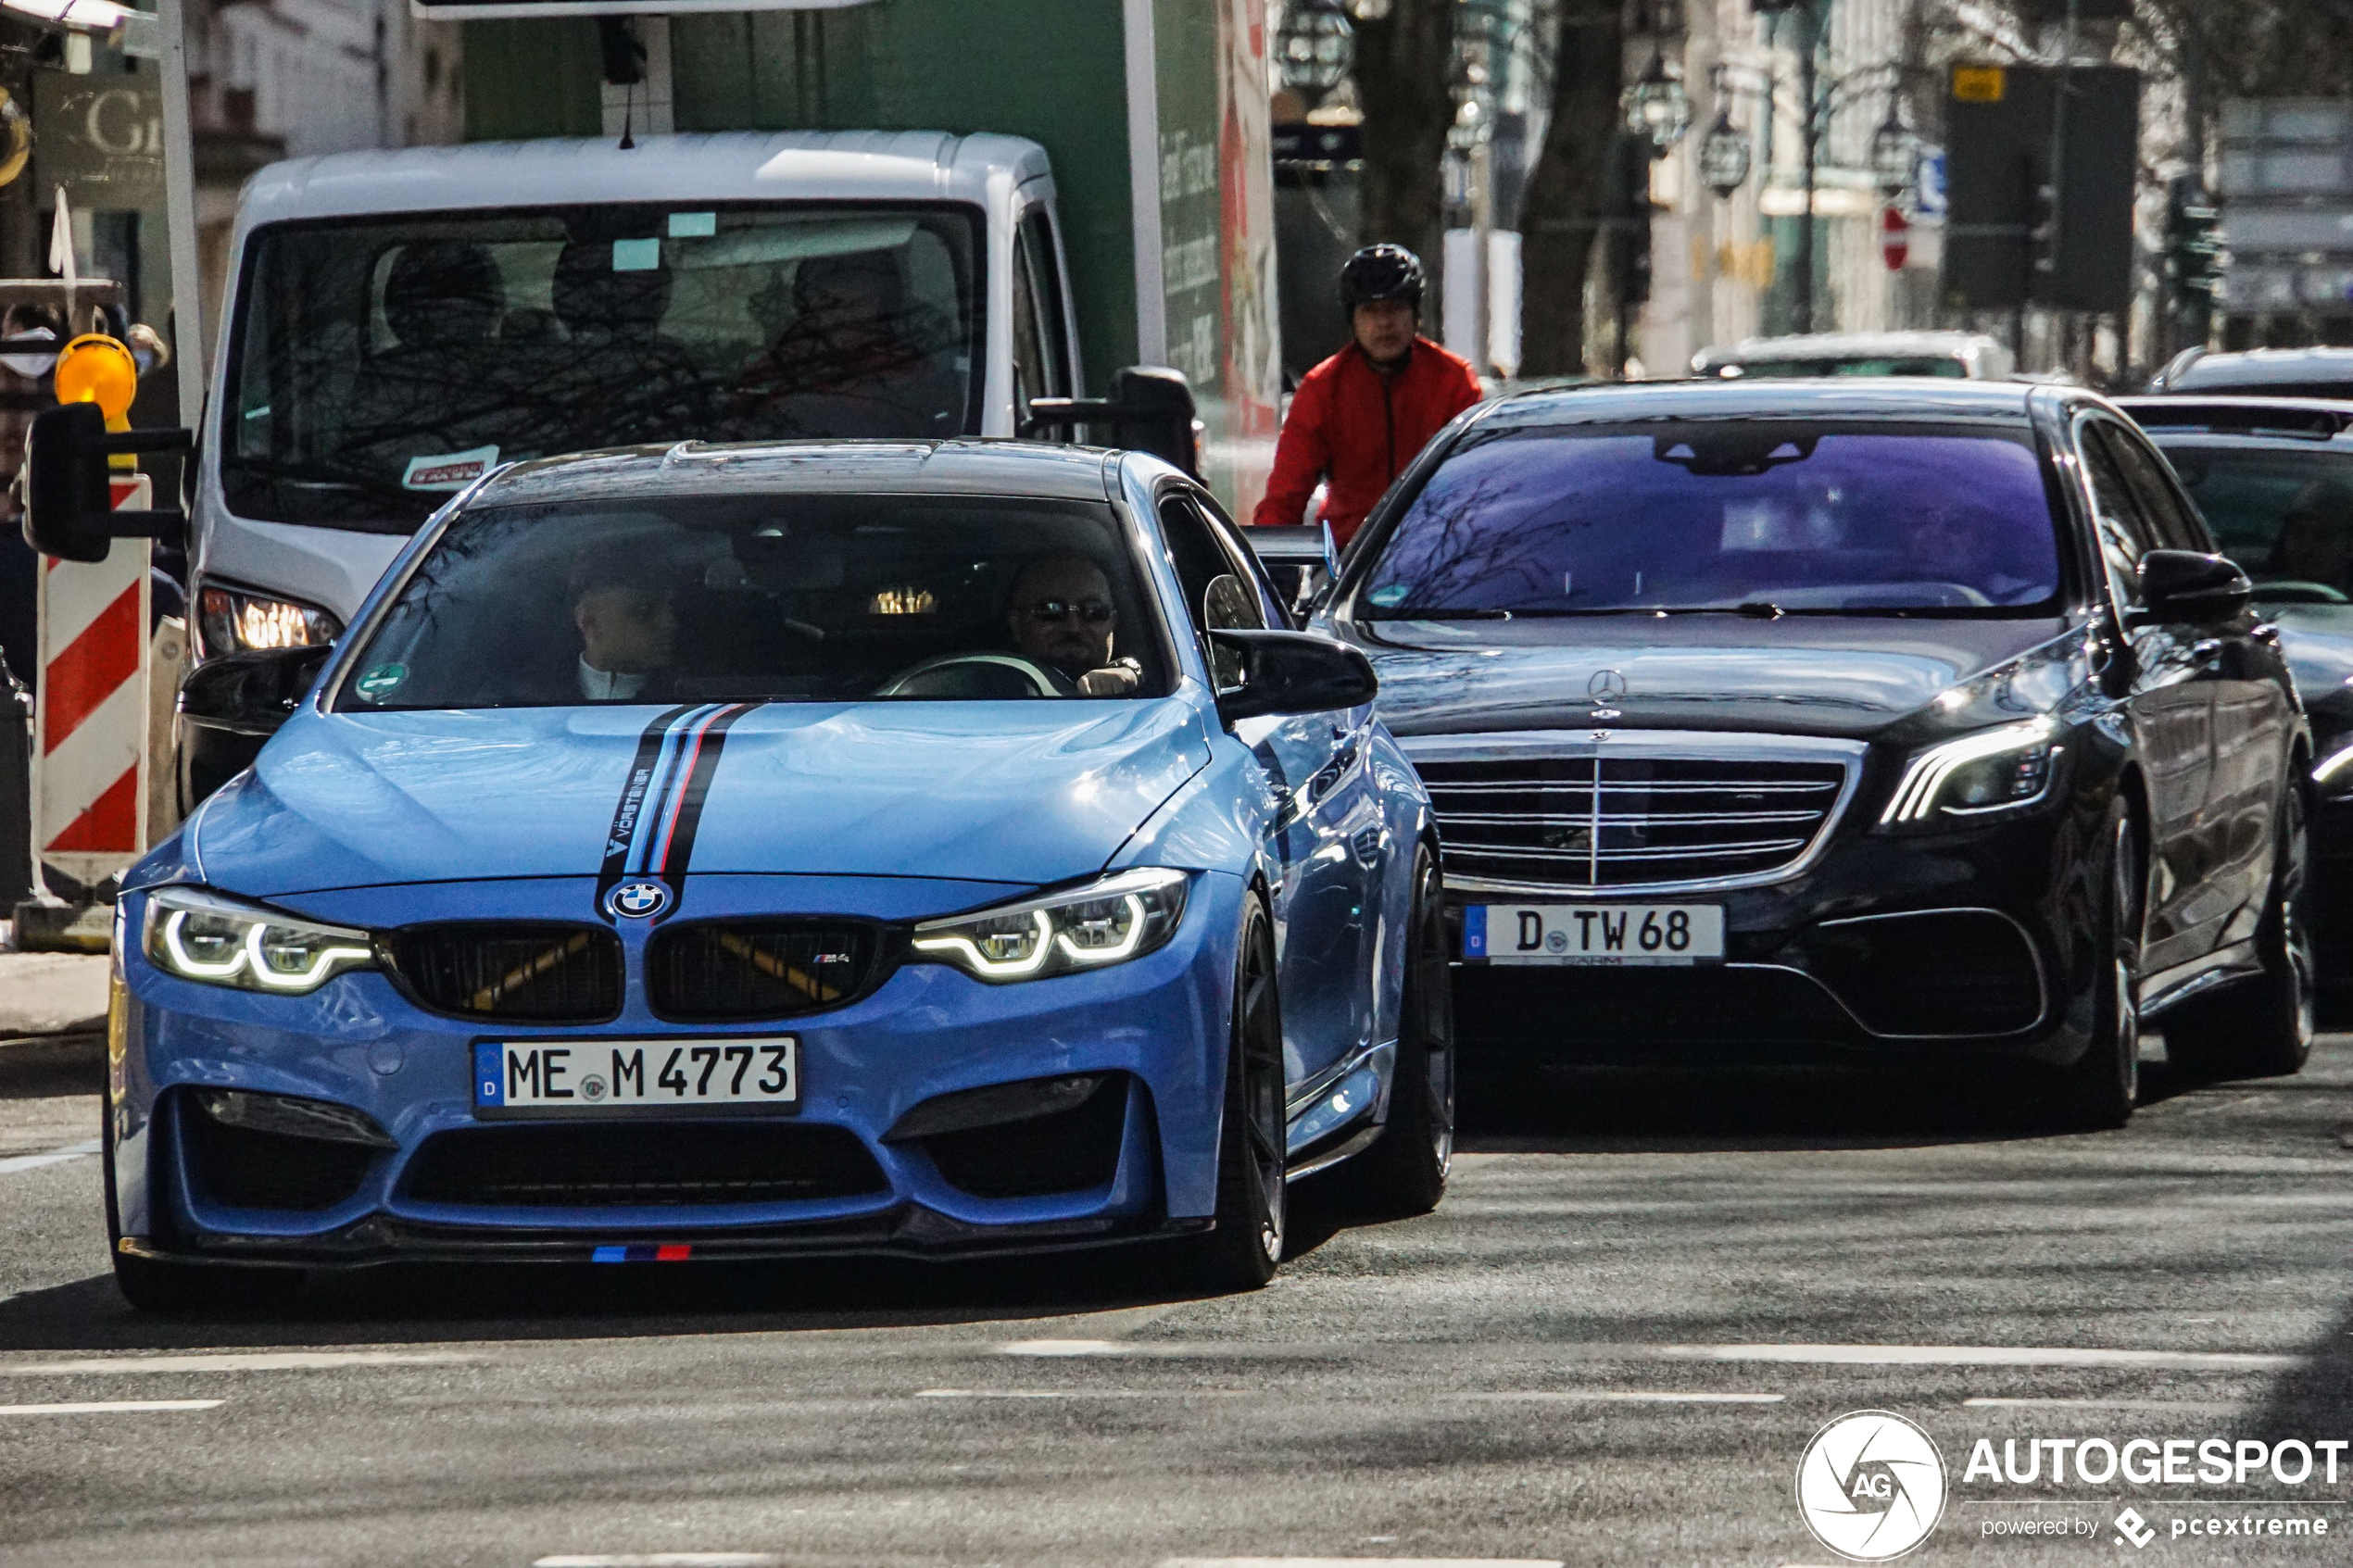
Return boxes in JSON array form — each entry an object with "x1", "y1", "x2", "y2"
[
  {"x1": 399, "y1": 1122, "x2": 889, "y2": 1208},
  {"x1": 180, "y1": 1093, "x2": 378, "y2": 1211}
]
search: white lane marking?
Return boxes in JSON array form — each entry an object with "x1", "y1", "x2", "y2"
[
  {"x1": 1162, "y1": 1560, "x2": 1566, "y2": 1568},
  {"x1": 1454, "y1": 1389, "x2": 1783, "y2": 1404},
  {"x1": 915, "y1": 1387, "x2": 1249, "y2": 1399},
  {"x1": 1665, "y1": 1344, "x2": 2296, "y2": 1371},
  {"x1": 0, "y1": 1138, "x2": 101, "y2": 1176},
  {"x1": 0, "y1": 1399, "x2": 222, "y2": 1415},
  {"x1": 0, "y1": 1350, "x2": 480, "y2": 1377},
  {"x1": 1965, "y1": 1397, "x2": 2243, "y2": 1413},
  {"x1": 535, "y1": 1557, "x2": 784, "y2": 1567},
  {"x1": 1000, "y1": 1338, "x2": 1128, "y2": 1357}
]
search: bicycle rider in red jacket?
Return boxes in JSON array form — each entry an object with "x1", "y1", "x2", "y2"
[{"x1": 1252, "y1": 245, "x2": 1483, "y2": 546}]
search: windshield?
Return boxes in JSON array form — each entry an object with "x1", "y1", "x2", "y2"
[
  {"x1": 1357, "y1": 421, "x2": 2064, "y2": 619},
  {"x1": 2154, "y1": 440, "x2": 2353, "y2": 602},
  {"x1": 224, "y1": 204, "x2": 982, "y2": 531},
  {"x1": 336, "y1": 494, "x2": 1171, "y2": 710}
]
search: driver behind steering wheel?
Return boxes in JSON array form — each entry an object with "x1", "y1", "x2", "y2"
[{"x1": 1006, "y1": 553, "x2": 1142, "y2": 697}]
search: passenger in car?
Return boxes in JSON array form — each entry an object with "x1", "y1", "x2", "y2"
[
  {"x1": 729, "y1": 251, "x2": 963, "y2": 439},
  {"x1": 1007, "y1": 553, "x2": 1141, "y2": 696},
  {"x1": 2266, "y1": 482, "x2": 2353, "y2": 593},
  {"x1": 572, "y1": 554, "x2": 683, "y2": 702}
]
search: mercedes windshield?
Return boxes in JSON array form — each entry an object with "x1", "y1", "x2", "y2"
[{"x1": 1355, "y1": 420, "x2": 2067, "y2": 620}]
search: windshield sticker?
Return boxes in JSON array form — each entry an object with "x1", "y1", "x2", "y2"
[
  {"x1": 354, "y1": 664, "x2": 408, "y2": 701},
  {"x1": 611, "y1": 237, "x2": 661, "y2": 272},
  {"x1": 667, "y1": 211, "x2": 716, "y2": 238},
  {"x1": 401, "y1": 445, "x2": 499, "y2": 492},
  {"x1": 1367, "y1": 583, "x2": 1411, "y2": 608}
]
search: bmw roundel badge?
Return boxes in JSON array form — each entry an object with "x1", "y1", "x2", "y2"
[{"x1": 607, "y1": 880, "x2": 672, "y2": 920}]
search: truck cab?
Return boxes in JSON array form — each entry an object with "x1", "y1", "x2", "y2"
[{"x1": 193, "y1": 130, "x2": 1082, "y2": 659}]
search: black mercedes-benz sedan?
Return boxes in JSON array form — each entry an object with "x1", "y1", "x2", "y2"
[{"x1": 1310, "y1": 379, "x2": 2314, "y2": 1125}]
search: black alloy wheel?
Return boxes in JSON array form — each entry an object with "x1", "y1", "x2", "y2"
[
  {"x1": 106, "y1": 1096, "x2": 304, "y2": 1315},
  {"x1": 2048, "y1": 803, "x2": 2142, "y2": 1131},
  {"x1": 1332, "y1": 846, "x2": 1454, "y2": 1216},
  {"x1": 1179, "y1": 891, "x2": 1288, "y2": 1292},
  {"x1": 2161, "y1": 782, "x2": 2317, "y2": 1082}
]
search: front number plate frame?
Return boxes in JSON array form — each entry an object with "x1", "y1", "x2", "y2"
[
  {"x1": 473, "y1": 1038, "x2": 799, "y2": 1118},
  {"x1": 1465, "y1": 904, "x2": 1727, "y2": 967}
]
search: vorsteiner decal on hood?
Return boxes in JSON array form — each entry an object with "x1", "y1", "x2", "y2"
[{"x1": 596, "y1": 703, "x2": 760, "y2": 920}]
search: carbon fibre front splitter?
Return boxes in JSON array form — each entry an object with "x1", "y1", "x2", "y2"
[{"x1": 122, "y1": 1204, "x2": 1208, "y2": 1271}]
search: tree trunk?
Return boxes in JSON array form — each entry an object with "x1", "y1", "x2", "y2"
[
  {"x1": 1518, "y1": 3, "x2": 1625, "y2": 377},
  {"x1": 1352, "y1": 0, "x2": 1459, "y2": 274}
]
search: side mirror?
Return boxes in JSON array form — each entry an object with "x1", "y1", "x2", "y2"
[
  {"x1": 180, "y1": 646, "x2": 334, "y2": 738},
  {"x1": 2137, "y1": 549, "x2": 2252, "y2": 625},
  {"x1": 24, "y1": 402, "x2": 192, "y2": 562},
  {"x1": 1209, "y1": 628, "x2": 1376, "y2": 723},
  {"x1": 1024, "y1": 364, "x2": 1202, "y2": 478}
]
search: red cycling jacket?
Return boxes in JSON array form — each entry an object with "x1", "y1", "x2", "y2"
[{"x1": 1252, "y1": 336, "x2": 1483, "y2": 545}]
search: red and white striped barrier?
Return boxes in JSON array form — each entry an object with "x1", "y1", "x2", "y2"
[{"x1": 31, "y1": 474, "x2": 150, "y2": 891}]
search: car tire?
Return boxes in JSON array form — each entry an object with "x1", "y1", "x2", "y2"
[
  {"x1": 2161, "y1": 783, "x2": 2316, "y2": 1083},
  {"x1": 1329, "y1": 846, "x2": 1453, "y2": 1218},
  {"x1": 2047, "y1": 803, "x2": 2142, "y2": 1131},
  {"x1": 104, "y1": 1100, "x2": 303, "y2": 1315},
  {"x1": 1177, "y1": 891, "x2": 1287, "y2": 1294}
]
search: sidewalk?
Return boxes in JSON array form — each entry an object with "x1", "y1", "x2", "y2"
[{"x1": 0, "y1": 947, "x2": 109, "y2": 1040}]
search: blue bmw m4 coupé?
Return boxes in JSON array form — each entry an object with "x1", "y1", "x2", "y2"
[{"x1": 107, "y1": 441, "x2": 1447, "y2": 1308}]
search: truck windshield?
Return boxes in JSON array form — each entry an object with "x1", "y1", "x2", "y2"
[
  {"x1": 1357, "y1": 421, "x2": 2064, "y2": 619},
  {"x1": 223, "y1": 204, "x2": 983, "y2": 532}
]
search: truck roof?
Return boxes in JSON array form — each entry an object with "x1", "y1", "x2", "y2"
[{"x1": 235, "y1": 131, "x2": 1051, "y2": 225}]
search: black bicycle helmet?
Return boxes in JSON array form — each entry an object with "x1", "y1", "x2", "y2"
[{"x1": 1340, "y1": 244, "x2": 1426, "y2": 311}]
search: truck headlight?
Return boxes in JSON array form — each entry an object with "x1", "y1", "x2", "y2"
[
  {"x1": 1880, "y1": 719, "x2": 2060, "y2": 827},
  {"x1": 910, "y1": 868, "x2": 1190, "y2": 983},
  {"x1": 196, "y1": 582, "x2": 342, "y2": 657},
  {"x1": 143, "y1": 886, "x2": 375, "y2": 994}
]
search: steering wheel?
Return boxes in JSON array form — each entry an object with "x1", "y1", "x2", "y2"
[{"x1": 874, "y1": 653, "x2": 1077, "y2": 698}]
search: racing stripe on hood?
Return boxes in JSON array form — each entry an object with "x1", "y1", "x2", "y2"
[
  {"x1": 596, "y1": 704, "x2": 701, "y2": 916},
  {"x1": 644, "y1": 702, "x2": 759, "y2": 898}
]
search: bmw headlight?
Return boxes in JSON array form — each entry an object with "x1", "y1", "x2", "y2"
[
  {"x1": 910, "y1": 868, "x2": 1191, "y2": 983},
  {"x1": 1879, "y1": 719, "x2": 2061, "y2": 828},
  {"x1": 142, "y1": 886, "x2": 376, "y2": 994}
]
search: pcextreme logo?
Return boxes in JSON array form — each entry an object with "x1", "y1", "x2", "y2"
[{"x1": 1796, "y1": 1410, "x2": 1951, "y2": 1562}]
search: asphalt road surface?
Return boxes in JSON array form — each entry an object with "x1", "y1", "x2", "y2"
[{"x1": 5, "y1": 1032, "x2": 2353, "y2": 1568}]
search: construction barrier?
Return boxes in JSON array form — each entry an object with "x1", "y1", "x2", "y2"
[{"x1": 31, "y1": 472, "x2": 149, "y2": 900}]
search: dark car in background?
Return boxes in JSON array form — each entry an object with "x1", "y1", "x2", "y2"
[
  {"x1": 1311, "y1": 380, "x2": 2314, "y2": 1124},
  {"x1": 2116, "y1": 395, "x2": 2353, "y2": 984},
  {"x1": 2148, "y1": 347, "x2": 2353, "y2": 401}
]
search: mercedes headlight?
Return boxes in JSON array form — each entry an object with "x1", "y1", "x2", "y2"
[
  {"x1": 142, "y1": 886, "x2": 376, "y2": 994},
  {"x1": 910, "y1": 868, "x2": 1190, "y2": 983},
  {"x1": 196, "y1": 582, "x2": 342, "y2": 658},
  {"x1": 1880, "y1": 719, "x2": 2060, "y2": 828}
]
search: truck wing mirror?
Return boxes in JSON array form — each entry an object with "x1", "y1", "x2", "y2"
[
  {"x1": 24, "y1": 403, "x2": 194, "y2": 562},
  {"x1": 1025, "y1": 364, "x2": 1203, "y2": 478}
]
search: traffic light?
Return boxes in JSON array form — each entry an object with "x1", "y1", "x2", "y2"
[{"x1": 2166, "y1": 183, "x2": 2226, "y2": 307}]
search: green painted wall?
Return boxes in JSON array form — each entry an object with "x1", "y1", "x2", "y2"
[{"x1": 461, "y1": 1, "x2": 1140, "y2": 390}]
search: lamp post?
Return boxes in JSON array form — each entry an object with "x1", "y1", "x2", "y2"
[
  {"x1": 1869, "y1": 107, "x2": 1919, "y2": 199},
  {"x1": 1622, "y1": 48, "x2": 1692, "y2": 153},
  {"x1": 1277, "y1": 0, "x2": 1354, "y2": 102},
  {"x1": 1700, "y1": 107, "x2": 1752, "y2": 199}
]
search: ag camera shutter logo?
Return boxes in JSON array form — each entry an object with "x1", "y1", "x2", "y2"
[{"x1": 1795, "y1": 1410, "x2": 1948, "y2": 1561}]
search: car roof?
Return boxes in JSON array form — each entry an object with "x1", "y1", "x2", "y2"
[
  {"x1": 1694, "y1": 329, "x2": 2003, "y2": 363},
  {"x1": 1481, "y1": 377, "x2": 2041, "y2": 427},
  {"x1": 237, "y1": 131, "x2": 1048, "y2": 225},
  {"x1": 471, "y1": 440, "x2": 1123, "y2": 508},
  {"x1": 2161, "y1": 347, "x2": 2353, "y2": 392}
]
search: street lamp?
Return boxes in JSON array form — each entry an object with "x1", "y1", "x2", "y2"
[
  {"x1": 1277, "y1": 0, "x2": 1354, "y2": 98},
  {"x1": 1699, "y1": 107, "x2": 1751, "y2": 198},
  {"x1": 1622, "y1": 50, "x2": 1692, "y2": 152},
  {"x1": 1869, "y1": 107, "x2": 1919, "y2": 198}
]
